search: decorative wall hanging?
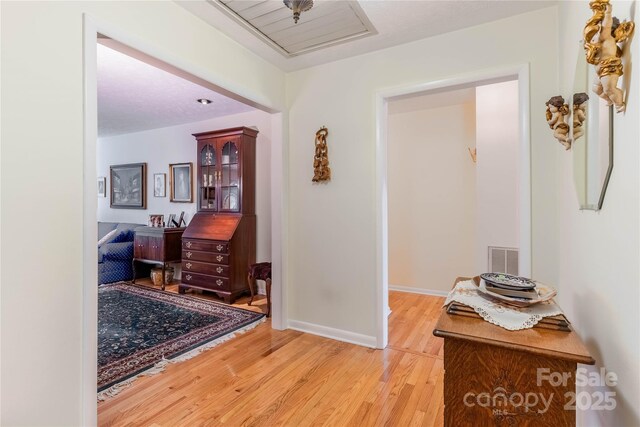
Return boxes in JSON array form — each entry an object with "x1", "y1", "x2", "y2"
[
  {"x1": 467, "y1": 147, "x2": 477, "y2": 164},
  {"x1": 572, "y1": 92, "x2": 589, "y2": 142},
  {"x1": 110, "y1": 163, "x2": 146, "y2": 209},
  {"x1": 312, "y1": 126, "x2": 331, "y2": 183},
  {"x1": 154, "y1": 173, "x2": 166, "y2": 197},
  {"x1": 583, "y1": 0, "x2": 634, "y2": 113},
  {"x1": 545, "y1": 96, "x2": 572, "y2": 150},
  {"x1": 97, "y1": 177, "x2": 106, "y2": 198},
  {"x1": 169, "y1": 162, "x2": 193, "y2": 203}
]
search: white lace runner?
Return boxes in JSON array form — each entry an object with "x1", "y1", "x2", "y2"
[{"x1": 444, "y1": 280, "x2": 564, "y2": 331}]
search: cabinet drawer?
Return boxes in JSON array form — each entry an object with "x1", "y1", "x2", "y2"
[
  {"x1": 181, "y1": 271, "x2": 229, "y2": 290},
  {"x1": 182, "y1": 261, "x2": 229, "y2": 277},
  {"x1": 182, "y1": 250, "x2": 229, "y2": 265},
  {"x1": 183, "y1": 239, "x2": 228, "y2": 253}
]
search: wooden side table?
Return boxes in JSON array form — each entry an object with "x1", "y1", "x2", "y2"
[
  {"x1": 132, "y1": 226, "x2": 185, "y2": 290},
  {"x1": 433, "y1": 277, "x2": 595, "y2": 426}
]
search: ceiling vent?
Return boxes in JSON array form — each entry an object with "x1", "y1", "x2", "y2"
[{"x1": 211, "y1": 0, "x2": 377, "y2": 57}]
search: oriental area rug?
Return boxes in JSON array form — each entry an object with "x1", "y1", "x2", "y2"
[{"x1": 97, "y1": 283, "x2": 264, "y2": 400}]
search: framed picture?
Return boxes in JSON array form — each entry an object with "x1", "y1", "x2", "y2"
[
  {"x1": 169, "y1": 163, "x2": 193, "y2": 203},
  {"x1": 97, "y1": 177, "x2": 106, "y2": 198},
  {"x1": 149, "y1": 214, "x2": 164, "y2": 227},
  {"x1": 110, "y1": 163, "x2": 147, "y2": 209},
  {"x1": 154, "y1": 173, "x2": 166, "y2": 197},
  {"x1": 167, "y1": 214, "x2": 176, "y2": 228}
]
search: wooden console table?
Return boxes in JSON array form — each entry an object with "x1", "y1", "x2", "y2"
[
  {"x1": 433, "y1": 277, "x2": 595, "y2": 426},
  {"x1": 132, "y1": 226, "x2": 185, "y2": 290}
]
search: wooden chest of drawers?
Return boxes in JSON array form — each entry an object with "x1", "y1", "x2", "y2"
[{"x1": 179, "y1": 213, "x2": 255, "y2": 303}]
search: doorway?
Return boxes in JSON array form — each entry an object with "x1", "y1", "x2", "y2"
[
  {"x1": 375, "y1": 66, "x2": 532, "y2": 348},
  {"x1": 83, "y1": 18, "x2": 287, "y2": 425}
]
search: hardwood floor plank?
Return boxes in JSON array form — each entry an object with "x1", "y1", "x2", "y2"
[{"x1": 98, "y1": 289, "x2": 445, "y2": 426}]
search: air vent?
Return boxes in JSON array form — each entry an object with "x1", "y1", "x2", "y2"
[
  {"x1": 211, "y1": 0, "x2": 377, "y2": 57},
  {"x1": 488, "y1": 246, "x2": 519, "y2": 276}
]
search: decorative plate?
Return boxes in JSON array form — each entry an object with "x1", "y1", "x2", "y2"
[
  {"x1": 477, "y1": 279, "x2": 557, "y2": 308},
  {"x1": 480, "y1": 273, "x2": 536, "y2": 290}
]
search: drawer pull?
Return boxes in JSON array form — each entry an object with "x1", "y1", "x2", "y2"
[
  {"x1": 185, "y1": 274, "x2": 192, "y2": 281},
  {"x1": 186, "y1": 252, "x2": 192, "y2": 259},
  {"x1": 186, "y1": 241, "x2": 192, "y2": 248},
  {"x1": 216, "y1": 255, "x2": 223, "y2": 262},
  {"x1": 216, "y1": 279, "x2": 223, "y2": 286},
  {"x1": 216, "y1": 267, "x2": 223, "y2": 274},
  {"x1": 186, "y1": 263, "x2": 192, "y2": 269},
  {"x1": 216, "y1": 244, "x2": 224, "y2": 251}
]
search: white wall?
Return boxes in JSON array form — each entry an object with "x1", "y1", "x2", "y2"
[
  {"x1": 475, "y1": 80, "x2": 520, "y2": 273},
  {"x1": 0, "y1": 1, "x2": 284, "y2": 425},
  {"x1": 97, "y1": 109, "x2": 273, "y2": 265},
  {"x1": 557, "y1": 1, "x2": 639, "y2": 425},
  {"x1": 387, "y1": 95, "x2": 477, "y2": 292},
  {"x1": 286, "y1": 7, "x2": 559, "y2": 339}
]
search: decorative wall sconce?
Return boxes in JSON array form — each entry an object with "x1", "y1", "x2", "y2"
[
  {"x1": 572, "y1": 92, "x2": 589, "y2": 142},
  {"x1": 583, "y1": 0, "x2": 634, "y2": 113},
  {"x1": 467, "y1": 147, "x2": 477, "y2": 164},
  {"x1": 312, "y1": 126, "x2": 331, "y2": 183},
  {"x1": 545, "y1": 96, "x2": 572, "y2": 150}
]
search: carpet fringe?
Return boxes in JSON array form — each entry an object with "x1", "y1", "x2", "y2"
[{"x1": 97, "y1": 316, "x2": 265, "y2": 402}]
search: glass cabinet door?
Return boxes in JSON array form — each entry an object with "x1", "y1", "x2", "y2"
[
  {"x1": 200, "y1": 144, "x2": 217, "y2": 211},
  {"x1": 220, "y1": 141, "x2": 240, "y2": 212}
]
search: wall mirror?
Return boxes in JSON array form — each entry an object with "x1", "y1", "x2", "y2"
[{"x1": 572, "y1": 44, "x2": 613, "y2": 211}]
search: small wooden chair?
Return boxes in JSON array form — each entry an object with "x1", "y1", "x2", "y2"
[{"x1": 247, "y1": 262, "x2": 272, "y2": 317}]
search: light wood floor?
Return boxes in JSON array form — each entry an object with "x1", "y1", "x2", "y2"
[{"x1": 98, "y1": 283, "x2": 445, "y2": 426}]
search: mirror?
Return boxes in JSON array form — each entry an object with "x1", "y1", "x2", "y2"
[{"x1": 572, "y1": 44, "x2": 613, "y2": 211}]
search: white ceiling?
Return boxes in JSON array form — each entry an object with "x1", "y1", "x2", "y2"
[
  {"x1": 177, "y1": 0, "x2": 557, "y2": 72},
  {"x1": 214, "y1": 0, "x2": 377, "y2": 56},
  {"x1": 98, "y1": 43, "x2": 254, "y2": 137}
]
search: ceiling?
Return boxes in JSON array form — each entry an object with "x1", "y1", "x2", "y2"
[
  {"x1": 213, "y1": 0, "x2": 377, "y2": 56},
  {"x1": 177, "y1": 0, "x2": 557, "y2": 72},
  {"x1": 98, "y1": 43, "x2": 254, "y2": 137}
]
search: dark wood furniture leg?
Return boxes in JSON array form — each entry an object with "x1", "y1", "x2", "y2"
[
  {"x1": 247, "y1": 272, "x2": 256, "y2": 306},
  {"x1": 161, "y1": 263, "x2": 166, "y2": 291},
  {"x1": 266, "y1": 278, "x2": 272, "y2": 317},
  {"x1": 131, "y1": 259, "x2": 136, "y2": 284}
]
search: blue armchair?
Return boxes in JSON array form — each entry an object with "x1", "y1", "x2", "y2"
[{"x1": 98, "y1": 222, "x2": 141, "y2": 285}]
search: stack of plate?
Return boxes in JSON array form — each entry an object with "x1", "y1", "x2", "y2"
[{"x1": 478, "y1": 273, "x2": 557, "y2": 307}]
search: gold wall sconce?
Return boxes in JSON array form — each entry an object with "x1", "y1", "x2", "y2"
[
  {"x1": 545, "y1": 96, "x2": 572, "y2": 150},
  {"x1": 312, "y1": 126, "x2": 331, "y2": 183},
  {"x1": 583, "y1": 0, "x2": 634, "y2": 113}
]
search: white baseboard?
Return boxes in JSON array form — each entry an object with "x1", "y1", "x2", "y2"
[
  {"x1": 389, "y1": 284, "x2": 449, "y2": 297},
  {"x1": 288, "y1": 319, "x2": 377, "y2": 348}
]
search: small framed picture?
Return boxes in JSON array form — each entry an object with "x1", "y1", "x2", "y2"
[
  {"x1": 97, "y1": 177, "x2": 106, "y2": 198},
  {"x1": 149, "y1": 214, "x2": 164, "y2": 227},
  {"x1": 170, "y1": 163, "x2": 193, "y2": 203},
  {"x1": 167, "y1": 214, "x2": 176, "y2": 228},
  {"x1": 154, "y1": 173, "x2": 166, "y2": 197}
]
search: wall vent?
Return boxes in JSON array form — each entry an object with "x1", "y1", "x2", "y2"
[{"x1": 488, "y1": 246, "x2": 519, "y2": 276}]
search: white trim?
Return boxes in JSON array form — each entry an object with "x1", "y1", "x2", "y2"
[
  {"x1": 388, "y1": 285, "x2": 449, "y2": 297},
  {"x1": 288, "y1": 320, "x2": 377, "y2": 349},
  {"x1": 375, "y1": 63, "x2": 532, "y2": 350},
  {"x1": 82, "y1": 13, "x2": 287, "y2": 425}
]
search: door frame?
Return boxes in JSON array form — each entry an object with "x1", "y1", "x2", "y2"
[
  {"x1": 82, "y1": 14, "x2": 288, "y2": 425},
  {"x1": 374, "y1": 64, "x2": 532, "y2": 348}
]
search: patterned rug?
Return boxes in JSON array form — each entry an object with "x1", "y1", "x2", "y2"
[{"x1": 98, "y1": 283, "x2": 264, "y2": 398}]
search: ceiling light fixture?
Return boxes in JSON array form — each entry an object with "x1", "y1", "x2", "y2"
[
  {"x1": 283, "y1": 0, "x2": 313, "y2": 24},
  {"x1": 197, "y1": 98, "x2": 212, "y2": 105}
]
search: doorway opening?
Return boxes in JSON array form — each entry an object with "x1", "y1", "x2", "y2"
[
  {"x1": 375, "y1": 66, "x2": 531, "y2": 348},
  {"x1": 83, "y1": 19, "x2": 286, "y2": 425}
]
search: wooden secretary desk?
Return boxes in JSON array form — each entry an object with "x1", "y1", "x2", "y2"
[{"x1": 179, "y1": 127, "x2": 257, "y2": 303}]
